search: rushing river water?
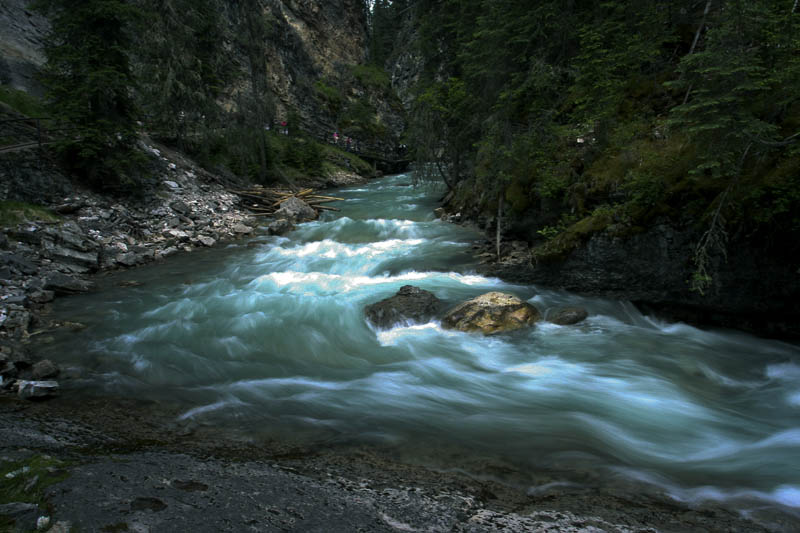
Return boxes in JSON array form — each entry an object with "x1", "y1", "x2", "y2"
[{"x1": 37, "y1": 173, "x2": 800, "y2": 523}]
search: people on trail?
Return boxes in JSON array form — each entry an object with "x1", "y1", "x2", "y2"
[
  {"x1": 333, "y1": 131, "x2": 339, "y2": 145},
  {"x1": 346, "y1": 137, "x2": 352, "y2": 152},
  {"x1": 281, "y1": 121, "x2": 288, "y2": 135}
]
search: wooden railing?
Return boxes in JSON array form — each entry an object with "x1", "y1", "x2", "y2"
[{"x1": 0, "y1": 117, "x2": 78, "y2": 155}]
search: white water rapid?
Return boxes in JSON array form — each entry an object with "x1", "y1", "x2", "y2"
[{"x1": 36, "y1": 173, "x2": 800, "y2": 525}]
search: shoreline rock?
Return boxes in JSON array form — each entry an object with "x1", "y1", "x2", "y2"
[
  {"x1": 0, "y1": 141, "x2": 271, "y2": 395},
  {"x1": 436, "y1": 206, "x2": 800, "y2": 339}
]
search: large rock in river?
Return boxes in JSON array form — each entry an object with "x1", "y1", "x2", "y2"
[
  {"x1": 364, "y1": 285, "x2": 442, "y2": 329},
  {"x1": 441, "y1": 292, "x2": 541, "y2": 335}
]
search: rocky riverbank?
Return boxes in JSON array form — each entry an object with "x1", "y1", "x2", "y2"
[
  {"x1": 0, "y1": 139, "x2": 366, "y2": 399},
  {"x1": 1, "y1": 392, "x2": 790, "y2": 532},
  {"x1": 440, "y1": 209, "x2": 800, "y2": 340}
]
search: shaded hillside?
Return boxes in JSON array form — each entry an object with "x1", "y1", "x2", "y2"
[
  {"x1": 0, "y1": 0, "x2": 406, "y2": 190},
  {"x1": 399, "y1": 0, "x2": 800, "y2": 337}
]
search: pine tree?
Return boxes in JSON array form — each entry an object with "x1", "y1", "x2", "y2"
[{"x1": 35, "y1": 0, "x2": 144, "y2": 189}]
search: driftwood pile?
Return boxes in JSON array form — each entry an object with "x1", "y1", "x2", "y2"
[{"x1": 227, "y1": 187, "x2": 344, "y2": 217}]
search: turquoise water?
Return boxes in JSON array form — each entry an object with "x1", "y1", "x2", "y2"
[{"x1": 38, "y1": 173, "x2": 800, "y2": 524}]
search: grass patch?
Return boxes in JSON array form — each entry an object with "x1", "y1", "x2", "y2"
[
  {"x1": 314, "y1": 80, "x2": 344, "y2": 114},
  {"x1": 349, "y1": 64, "x2": 391, "y2": 93},
  {"x1": 531, "y1": 208, "x2": 614, "y2": 262},
  {"x1": 0, "y1": 454, "x2": 72, "y2": 530},
  {"x1": 0, "y1": 201, "x2": 59, "y2": 227},
  {"x1": 0, "y1": 86, "x2": 46, "y2": 117},
  {"x1": 320, "y1": 143, "x2": 373, "y2": 176}
]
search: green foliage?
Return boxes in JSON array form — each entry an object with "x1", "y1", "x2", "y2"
[
  {"x1": 314, "y1": 80, "x2": 344, "y2": 114},
  {"x1": 34, "y1": 0, "x2": 145, "y2": 190},
  {"x1": 349, "y1": 64, "x2": 391, "y2": 93},
  {"x1": 0, "y1": 86, "x2": 46, "y2": 117},
  {"x1": 408, "y1": 0, "x2": 800, "y2": 294},
  {"x1": 321, "y1": 143, "x2": 374, "y2": 177},
  {"x1": 666, "y1": 0, "x2": 800, "y2": 177},
  {"x1": 0, "y1": 454, "x2": 71, "y2": 529},
  {"x1": 368, "y1": 0, "x2": 412, "y2": 66},
  {"x1": 0, "y1": 201, "x2": 59, "y2": 227},
  {"x1": 135, "y1": 0, "x2": 235, "y2": 140},
  {"x1": 340, "y1": 98, "x2": 386, "y2": 139}
]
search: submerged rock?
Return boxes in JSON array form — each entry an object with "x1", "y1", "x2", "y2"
[
  {"x1": 441, "y1": 292, "x2": 540, "y2": 335},
  {"x1": 365, "y1": 285, "x2": 442, "y2": 329},
  {"x1": 267, "y1": 218, "x2": 295, "y2": 236},
  {"x1": 547, "y1": 306, "x2": 589, "y2": 325}
]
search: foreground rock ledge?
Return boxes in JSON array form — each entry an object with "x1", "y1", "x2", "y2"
[{"x1": 441, "y1": 292, "x2": 541, "y2": 335}]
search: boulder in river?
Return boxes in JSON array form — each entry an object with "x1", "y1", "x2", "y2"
[
  {"x1": 441, "y1": 292, "x2": 541, "y2": 335},
  {"x1": 274, "y1": 197, "x2": 318, "y2": 223},
  {"x1": 547, "y1": 306, "x2": 589, "y2": 325},
  {"x1": 365, "y1": 285, "x2": 442, "y2": 329}
]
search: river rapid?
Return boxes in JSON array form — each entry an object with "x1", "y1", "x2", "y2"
[{"x1": 36, "y1": 173, "x2": 800, "y2": 525}]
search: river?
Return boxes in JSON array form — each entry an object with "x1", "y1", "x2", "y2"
[{"x1": 35, "y1": 172, "x2": 800, "y2": 525}]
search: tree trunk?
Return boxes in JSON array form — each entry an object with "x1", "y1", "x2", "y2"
[{"x1": 496, "y1": 194, "x2": 503, "y2": 260}]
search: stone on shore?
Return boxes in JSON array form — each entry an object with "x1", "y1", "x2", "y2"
[
  {"x1": 232, "y1": 223, "x2": 254, "y2": 235},
  {"x1": 195, "y1": 235, "x2": 216, "y2": 247},
  {"x1": 17, "y1": 380, "x2": 59, "y2": 400},
  {"x1": 441, "y1": 292, "x2": 541, "y2": 335},
  {"x1": 31, "y1": 359, "x2": 59, "y2": 380},
  {"x1": 267, "y1": 218, "x2": 295, "y2": 236},
  {"x1": 547, "y1": 306, "x2": 589, "y2": 325},
  {"x1": 44, "y1": 273, "x2": 93, "y2": 295},
  {"x1": 364, "y1": 285, "x2": 442, "y2": 329},
  {"x1": 274, "y1": 197, "x2": 318, "y2": 223}
]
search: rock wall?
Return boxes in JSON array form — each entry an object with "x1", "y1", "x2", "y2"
[
  {"x1": 479, "y1": 221, "x2": 800, "y2": 338},
  {"x1": 246, "y1": 0, "x2": 369, "y2": 132},
  {"x1": 0, "y1": 0, "x2": 406, "y2": 157},
  {"x1": 0, "y1": 0, "x2": 48, "y2": 95}
]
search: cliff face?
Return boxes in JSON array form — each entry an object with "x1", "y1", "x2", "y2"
[
  {"x1": 243, "y1": 0, "x2": 369, "y2": 133},
  {"x1": 0, "y1": 0, "x2": 49, "y2": 95},
  {"x1": 482, "y1": 220, "x2": 800, "y2": 338},
  {"x1": 0, "y1": 0, "x2": 405, "y2": 157}
]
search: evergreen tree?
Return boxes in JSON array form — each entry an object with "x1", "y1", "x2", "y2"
[
  {"x1": 35, "y1": 0, "x2": 144, "y2": 189},
  {"x1": 135, "y1": 0, "x2": 233, "y2": 148}
]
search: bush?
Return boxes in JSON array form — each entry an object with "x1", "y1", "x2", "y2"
[{"x1": 0, "y1": 86, "x2": 46, "y2": 117}]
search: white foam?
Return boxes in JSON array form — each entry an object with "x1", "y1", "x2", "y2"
[
  {"x1": 676, "y1": 484, "x2": 800, "y2": 509},
  {"x1": 271, "y1": 238, "x2": 425, "y2": 261},
  {"x1": 250, "y1": 270, "x2": 494, "y2": 295},
  {"x1": 178, "y1": 398, "x2": 245, "y2": 420},
  {"x1": 767, "y1": 362, "x2": 800, "y2": 380},
  {"x1": 788, "y1": 391, "x2": 800, "y2": 407},
  {"x1": 504, "y1": 363, "x2": 553, "y2": 377},
  {"x1": 376, "y1": 323, "x2": 450, "y2": 346}
]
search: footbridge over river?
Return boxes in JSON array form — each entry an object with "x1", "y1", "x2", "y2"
[{"x1": 353, "y1": 150, "x2": 411, "y2": 174}]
